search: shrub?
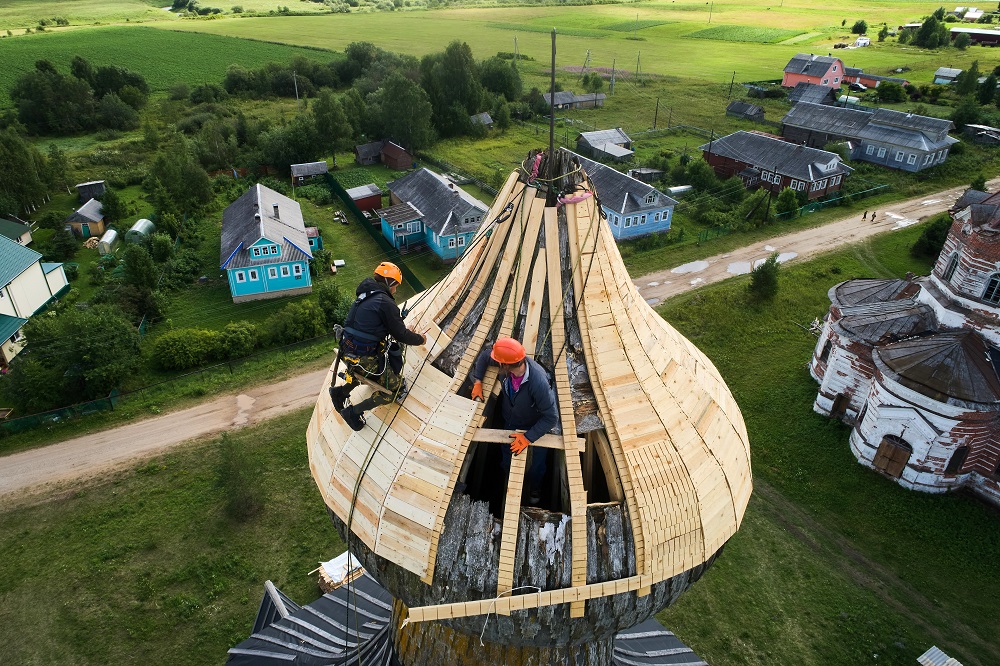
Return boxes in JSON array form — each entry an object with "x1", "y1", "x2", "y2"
[
  {"x1": 748, "y1": 253, "x2": 780, "y2": 300},
  {"x1": 64, "y1": 263, "x2": 79, "y2": 281},
  {"x1": 910, "y1": 213, "x2": 952, "y2": 259},
  {"x1": 152, "y1": 328, "x2": 221, "y2": 370},
  {"x1": 219, "y1": 321, "x2": 258, "y2": 358},
  {"x1": 265, "y1": 300, "x2": 327, "y2": 345},
  {"x1": 149, "y1": 232, "x2": 174, "y2": 262},
  {"x1": 775, "y1": 187, "x2": 800, "y2": 219},
  {"x1": 295, "y1": 184, "x2": 333, "y2": 205},
  {"x1": 954, "y1": 32, "x2": 971, "y2": 49},
  {"x1": 851, "y1": 20, "x2": 867, "y2": 34}
]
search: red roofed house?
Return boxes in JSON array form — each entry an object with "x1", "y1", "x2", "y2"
[{"x1": 782, "y1": 53, "x2": 845, "y2": 89}]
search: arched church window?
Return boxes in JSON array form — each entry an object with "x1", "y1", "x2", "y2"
[
  {"x1": 983, "y1": 274, "x2": 1000, "y2": 305},
  {"x1": 945, "y1": 446, "x2": 969, "y2": 475},
  {"x1": 942, "y1": 253, "x2": 959, "y2": 282},
  {"x1": 873, "y1": 434, "x2": 912, "y2": 479},
  {"x1": 820, "y1": 340, "x2": 833, "y2": 363}
]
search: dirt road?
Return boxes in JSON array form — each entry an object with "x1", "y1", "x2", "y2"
[
  {"x1": 1, "y1": 180, "x2": 991, "y2": 500},
  {"x1": 0, "y1": 367, "x2": 328, "y2": 501},
  {"x1": 634, "y1": 180, "x2": 997, "y2": 305}
]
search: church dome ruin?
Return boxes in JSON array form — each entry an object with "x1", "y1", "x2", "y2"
[{"x1": 306, "y1": 149, "x2": 753, "y2": 664}]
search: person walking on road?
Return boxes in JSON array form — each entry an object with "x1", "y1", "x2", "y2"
[
  {"x1": 862, "y1": 211, "x2": 868, "y2": 221},
  {"x1": 871, "y1": 211, "x2": 877, "y2": 223}
]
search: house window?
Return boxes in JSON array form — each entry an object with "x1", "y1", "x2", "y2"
[
  {"x1": 640, "y1": 215, "x2": 647, "y2": 225},
  {"x1": 895, "y1": 152, "x2": 904, "y2": 162},
  {"x1": 280, "y1": 265, "x2": 290, "y2": 278},
  {"x1": 866, "y1": 145, "x2": 875, "y2": 155},
  {"x1": 644, "y1": 193, "x2": 656, "y2": 204},
  {"x1": 268, "y1": 267, "x2": 278, "y2": 279},
  {"x1": 833, "y1": 65, "x2": 838, "y2": 72},
  {"x1": 924, "y1": 154, "x2": 932, "y2": 165},
  {"x1": 448, "y1": 238, "x2": 456, "y2": 248},
  {"x1": 457, "y1": 236, "x2": 465, "y2": 247},
  {"x1": 907, "y1": 154, "x2": 917, "y2": 165},
  {"x1": 625, "y1": 218, "x2": 632, "y2": 228},
  {"x1": 834, "y1": 77, "x2": 839, "y2": 83},
  {"x1": 407, "y1": 221, "x2": 421, "y2": 233},
  {"x1": 293, "y1": 264, "x2": 302, "y2": 277},
  {"x1": 654, "y1": 212, "x2": 660, "y2": 221},
  {"x1": 253, "y1": 247, "x2": 261, "y2": 257},
  {"x1": 983, "y1": 274, "x2": 1000, "y2": 304},
  {"x1": 248, "y1": 269, "x2": 259, "y2": 281},
  {"x1": 395, "y1": 223, "x2": 404, "y2": 230},
  {"x1": 877, "y1": 147, "x2": 886, "y2": 158},
  {"x1": 873, "y1": 434, "x2": 912, "y2": 479},
  {"x1": 945, "y1": 447, "x2": 969, "y2": 475},
  {"x1": 942, "y1": 253, "x2": 959, "y2": 282},
  {"x1": 822, "y1": 78, "x2": 829, "y2": 84},
  {"x1": 270, "y1": 245, "x2": 278, "y2": 254},
  {"x1": 236, "y1": 271, "x2": 246, "y2": 283},
  {"x1": 613, "y1": 218, "x2": 619, "y2": 226},
  {"x1": 820, "y1": 340, "x2": 833, "y2": 362}
]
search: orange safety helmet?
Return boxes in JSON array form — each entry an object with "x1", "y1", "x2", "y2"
[
  {"x1": 374, "y1": 261, "x2": 403, "y2": 286},
  {"x1": 490, "y1": 337, "x2": 526, "y2": 365}
]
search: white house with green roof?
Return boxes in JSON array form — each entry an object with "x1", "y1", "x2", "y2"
[{"x1": 0, "y1": 236, "x2": 68, "y2": 370}]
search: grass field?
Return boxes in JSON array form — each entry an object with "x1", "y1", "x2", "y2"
[
  {"x1": 685, "y1": 25, "x2": 805, "y2": 44},
  {"x1": 2, "y1": 224, "x2": 998, "y2": 665}
]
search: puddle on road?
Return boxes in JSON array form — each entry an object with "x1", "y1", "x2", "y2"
[
  {"x1": 728, "y1": 252, "x2": 798, "y2": 275},
  {"x1": 671, "y1": 260, "x2": 709, "y2": 274},
  {"x1": 233, "y1": 394, "x2": 256, "y2": 426}
]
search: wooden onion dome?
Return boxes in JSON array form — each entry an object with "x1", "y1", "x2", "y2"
[{"x1": 306, "y1": 149, "x2": 753, "y2": 665}]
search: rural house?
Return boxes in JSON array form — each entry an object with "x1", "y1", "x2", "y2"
[
  {"x1": 949, "y1": 26, "x2": 1000, "y2": 45},
  {"x1": 470, "y1": 112, "x2": 493, "y2": 128},
  {"x1": 290, "y1": 161, "x2": 329, "y2": 184},
  {"x1": 381, "y1": 141, "x2": 413, "y2": 171},
  {"x1": 780, "y1": 102, "x2": 958, "y2": 172},
  {"x1": 355, "y1": 140, "x2": 384, "y2": 166},
  {"x1": 810, "y1": 188, "x2": 1000, "y2": 506},
  {"x1": 220, "y1": 184, "x2": 313, "y2": 303},
  {"x1": 964, "y1": 123, "x2": 1000, "y2": 145},
  {"x1": 699, "y1": 131, "x2": 851, "y2": 200},
  {"x1": 781, "y1": 53, "x2": 845, "y2": 88},
  {"x1": 842, "y1": 67, "x2": 910, "y2": 89},
  {"x1": 0, "y1": 217, "x2": 32, "y2": 245},
  {"x1": 65, "y1": 199, "x2": 105, "y2": 238},
  {"x1": 74, "y1": 180, "x2": 106, "y2": 204},
  {"x1": 377, "y1": 168, "x2": 488, "y2": 261},
  {"x1": 725, "y1": 100, "x2": 765, "y2": 122},
  {"x1": 575, "y1": 129, "x2": 634, "y2": 162},
  {"x1": 0, "y1": 236, "x2": 69, "y2": 370},
  {"x1": 542, "y1": 90, "x2": 607, "y2": 111},
  {"x1": 346, "y1": 183, "x2": 383, "y2": 213},
  {"x1": 571, "y1": 152, "x2": 677, "y2": 240},
  {"x1": 787, "y1": 82, "x2": 838, "y2": 106}
]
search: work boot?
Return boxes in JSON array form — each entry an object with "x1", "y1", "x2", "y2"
[
  {"x1": 339, "y1": 406, "x2": 366, "y2": 432},
  {"x1": 394, "y1": 379, "x2": 409, "y2": 404},
  {"x1": 329, "y1": 385, "x2": 349, "y2": 412}
]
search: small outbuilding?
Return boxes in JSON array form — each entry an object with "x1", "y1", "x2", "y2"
[
  {"x1": 963, "y1": 123, "x2": 1000, "y2": 145},
  {"x1": 97, "y1": 229, "x2": 120, "y2": 256},
  {"x1": 470, "y1": 112, "x2": 494, "y2": 128},
  {"x1": 125, "y1": 218, "x2": 155, "y2": 244},
  {"x1": 381, "y1": 141, "x2": 414, "y2": 171},
  {"x1": 576, "y1": 128, "x2": 634, "y2": 162},
  {"x1": 75, "y1": 180, "x2": 106, "y2": 204},
  {"x1": 306, "y1": 226, "x2": 324, "y2": 251},
  {"x1": 726, "y1": 100, "x2": 766, "y2": 122},
  {"x1": 0, "y1": 217, "x2": 32, "y2": 245},
  {"x1": 65, "y1": 199, "x2": 105, "y2": 238},
  {"x1": 346, "y1": 183, "x2": 383, "y2": 213},
  {"x1": 290, "y1": 161, "x2": 329, "y2": 184},
  {"x1": 933, "y1": 67, "x2": 963, "y2": 85}
]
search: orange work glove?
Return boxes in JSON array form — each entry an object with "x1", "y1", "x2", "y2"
[
  {"x1": 510, "y1": 432, "x2": 530, "y2": 456},
  {"x1": 471, "y1": 380, "x2": 484, "y2": 402}
]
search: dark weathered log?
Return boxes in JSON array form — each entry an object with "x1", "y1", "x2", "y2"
[{"x1": 329, "y1": 494, "x2": 719, "y2": 653}]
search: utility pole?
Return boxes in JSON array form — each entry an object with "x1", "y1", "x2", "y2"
[
  {"x1": 610, "y1": 58, "x2": 616, "y2": 95},
  {"x1": 549, "y1": 29, "x2": 557, "y2": 187},
  {"x1": 634, "y1": 12, "x2": 639, "y2": 40},
  {"x1": 580, "y1": 49, "x2": 591, "y2": 78},
  {"x1": 636, "y1": 51, "x2": 642, "y2": 86},
  {"x1": 293, "y1": 70, "x2": 300, "y2": 106},
  {"x1": 514, "y1": 36, "x2": 519, "y2": 69},
  {"x1": 709, "y1": 1, "x2": 714, "y2": 24},
  {"x1": 653, "y1": 97, "x2": 659, "y2": 129},
  {"x1": 668, "y1": 106, "x2": 672, "y2": 129},
  {"x1": 728, "y1": 70, "x2": 736, "y2": 100}
]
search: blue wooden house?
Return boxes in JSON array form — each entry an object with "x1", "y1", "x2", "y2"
[
  {"x1": 570, "y1": 152, "x2": 678, "y2": 241},
  {"x1": 376, "y1": 169, "x2": 489, "y2": 262},
  {"x1": 306, "y1": 226, "x2": 324, "y2": 251},
  {"x1": 220, "y1": 184, "x2": 313, "y2": 303}
]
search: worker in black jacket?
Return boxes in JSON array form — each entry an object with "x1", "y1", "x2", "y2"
[
  {"x1": 330, "y1": 262, "x2": 425, "y2": 431},
  {"x1": 470, "y1": 337, "x2": 558, "y2": 505}
]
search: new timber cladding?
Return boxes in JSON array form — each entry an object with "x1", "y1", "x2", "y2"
[{"x1": 306, "y1": 152, "x2": 753, "y2": 623}]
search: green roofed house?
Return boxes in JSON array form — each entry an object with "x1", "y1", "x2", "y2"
[
  {"x1": 0, "y1": 236, "x2": 69, "y2": 370},
  {"x1": 0, "y1": 217, "x2": 32, "y2": 246}
]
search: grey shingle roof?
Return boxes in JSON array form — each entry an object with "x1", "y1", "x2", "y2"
[
  {"x1": 470, "y1": 112, "x2": 493, "y2": 125},
  {"x1": 726, "y1": 100, "x2": 765, "y2": 117},
  {"x1": 220, "y1": 184, "x2": 312, "y2": 270},
  {"x1": 290, "y1": 161, "x2": 328, "y2": 177},
  {"x1": 934, "y1": 67, "x2": 963, "y2": 79},
  {"x1": 699, "y1": 131, "x2": 851, "y2": 182},
  {"x1": 954, "y1": 188, "x2": 1000, "y2": 230},
  {"x1": 346, "y1": 183, "x2": 382, "y2": 199},
  {"x1": 376, "y1": 201, "x2": 421, "y2": 227},
  {"x1": 788, "y1": 82, "x2": 837, "y2": 105},
  {"x1": 66, "y1": 198, "x2": 104, "y2": 224},
  {"x1": 783, "y1": 53, "x2": 841, "y2": 77},
  {"x1": 0, "y1": 235, "x2": 41, "y2": 287},
  {"x1": 543, "y1": 90, "x2": 577, "y2": 107},
  {"x1": 782, "y1": 102, "x2": 957, "y2": 152},
  {"x1": 578, "y1": 128, "x2": 631, "y2": 149},
  {"x1": 386, "y1": 168, "x2": 488, "y2": 237},
  {"x1": 569, "y1": 151, "x2": 677, "y2": 216},
  {"x1": 355, "y1": 140, "x2": 385, "y2": 160}
]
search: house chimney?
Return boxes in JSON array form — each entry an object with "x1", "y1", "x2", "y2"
[{"x1": 273, "y1": 203, "x2": 279, "y2": 219}]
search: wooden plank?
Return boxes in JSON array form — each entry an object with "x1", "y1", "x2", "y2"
[
  {"x1": 495, "y1": 451, "x2": 527, "y2": 602},
  {"x1": 472, "y1": 428, "x2": 581, "y2": 451}
]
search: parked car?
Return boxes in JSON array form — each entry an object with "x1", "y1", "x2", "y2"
[{"x1": 847, "y1": 82, "x2": 868, "y2": 92}]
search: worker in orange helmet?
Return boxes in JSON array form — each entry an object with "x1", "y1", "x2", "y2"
[
  {"x1": 330, "y1": 262, "x2": 426, "y2": 432},
  {"x1": 470, "y1": 337, "x2": 558, "y2": 505}
]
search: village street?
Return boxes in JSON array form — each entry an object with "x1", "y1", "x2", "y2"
[{"x1": 1, "y1": 177, "x2": 997, "y2": 501}]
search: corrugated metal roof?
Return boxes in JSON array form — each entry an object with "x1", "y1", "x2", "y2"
[
  {"x1": 877, "y1": 330, "x2": 1000, "y2": 405},
  {"x1": 386, "y1": 168, "x2": 487, "y2": 236},
  {"x1": 290, "y1": 161, "x2": 329, "y2": 177},
  {"x1": 569, "y1": 151, "x2": 678, "y2": 215},
  {"x1": 0, "y1": 217, "x2": 30, "y2": 241},
  {"x1": 470, "y1": 112, "x2": 493, "y2": 125},
  {"x1": 0, "y1": 235, "x2": 41, "y2": 287},
  {"x1": 355, "y1": 140, "x2": 385, "y2": 160},
  {"x1": 783, "y1": 53, "x2": 841, "y2": 76},
  {"x1": 376, "y1": 201, "x2": 421, "y2": 227},
  {"x1": 727, "y1": 100, "x2": 765, "y2": 117},
  {"x1": 0, "y1": 313, "x2": 28, "y2": 343},
  {"x1": 788, "y1": 82, "x2": 836, "y2": 105},
  {"x1": 40, "y1": 262, "x2": 63, "y2": 274},
  {"x1": 228, "y1": 576, "x2": 708, "y2": 666},
  {"x1": 346, "y1": 184, "x2": 383, "y2": 199},
  {"x1": 578, "y1": 128, "x2": 631, "y2": 149},
  {"x1": 934, "y1": 67, "x2": 963, "y2": 79},
  {"x1": 220, "y1": 184, "x2": 312, "y2": 270},
  {"x1": 832, "y1": 279, "x2": 921, "y2": 307},
  {"x1": 67, "y1": 198, "x2": 104, "y2": 224},
  {"x1": 917, "y1": 645, "x2": 964, "y2": 666},
  {"x1": 782, "y1": 103, "x2": 957, "y2": 152},
  {"x1": 699, "y1": 130, "x2": 851, "y2": 182}
]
